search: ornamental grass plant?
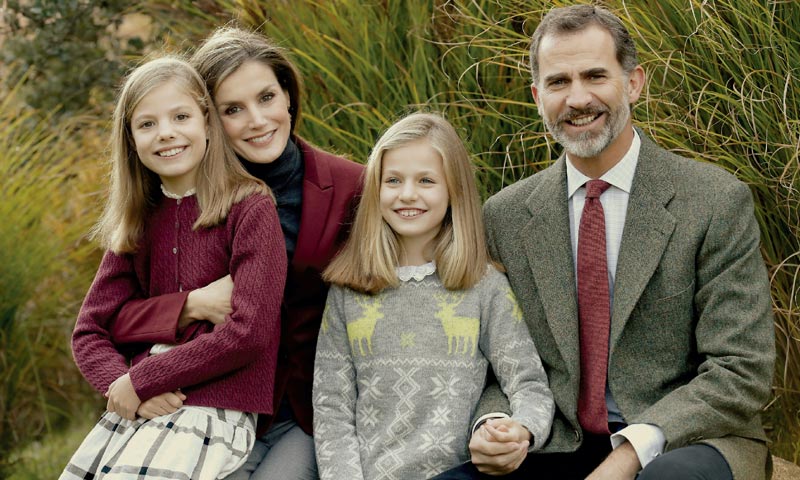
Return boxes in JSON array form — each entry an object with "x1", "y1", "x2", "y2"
[
  {"x1": 3, "y1": 0, "x2": 798, "y2": 473},
  {"x1": 0, "y1": 76, "x2": 104, "y2": 474}
]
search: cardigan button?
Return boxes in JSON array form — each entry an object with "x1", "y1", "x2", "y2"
[{"x1": 172, "y1": 247, "x2": 178, "y2": 254}]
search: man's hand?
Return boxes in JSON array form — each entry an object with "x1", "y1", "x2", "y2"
[
  {"x1": 586, "y1": 441, "x2": 640, "y2": 480},
  {"x1": 105, "y1": 373, "x2": 142, "y2": 421},
  {"x1": 469, "y1": 418, "x2": 531, "y2": 475},
  {"x1": 179, "y1": 275, "x2": 234, "y2": 329},
  {"x1": 137, "y1": 390, "x2": 186, "y2": 419}
]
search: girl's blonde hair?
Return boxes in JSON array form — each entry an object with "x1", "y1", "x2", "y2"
[
  {"x1": 92, "y1": 56, "x2": 268, "y2": 253},
  {"x1": 324, "y1": 112, "x2": 490, "y2": 294},
  {"x1": 189, "y1": 26, "x2": 303, "y2": 134}
]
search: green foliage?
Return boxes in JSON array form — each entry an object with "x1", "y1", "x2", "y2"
[
  {"x1": 143, "y1": 0, "x2": 800, "y2": 461},
  {"x1": 617, "y1": 0, "x2": 800, "y2": 461},
  {"x1": 139, "y1": 0, "x2": 556, "y2": 198},
  {"x1": 6, "y1": 409, "x2": 97, "y2": 480},
  {"x1": 0, "y1": 74, "x2": 103, "y2": 474},
  {"x1": 3, "y1": 0, "x2": 798, "y2": 470},
  {"x1": 1, "y1": 0, "x2": 145, "y2": 116}
]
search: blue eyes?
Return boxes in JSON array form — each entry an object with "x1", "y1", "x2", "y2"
[
  {"x1": 383, "y1": 177, "x2": 435, "y2": 184},
  {"x1": 136, "y1": 113, "x2": 190, "y2": 129}
]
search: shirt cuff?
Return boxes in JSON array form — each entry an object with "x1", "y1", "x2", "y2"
[
  {"x1": 610, "y1": 423, "x2": 665, "y2": 470},
  {"x1": 471, "y1": 412, "x2": 509, "y2": 435}
]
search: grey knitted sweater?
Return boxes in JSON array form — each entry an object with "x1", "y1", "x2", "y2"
[{"x1": 313, "y1": 265, "x2": 554, "y2": 479}]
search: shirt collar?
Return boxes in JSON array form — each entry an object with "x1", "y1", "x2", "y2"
[
  {"x1": 160, "y1": 184, "x2": 196, "y2": 199},
  {"x1": 566, "y1": 128, "x2": 640, "y2": 199}
]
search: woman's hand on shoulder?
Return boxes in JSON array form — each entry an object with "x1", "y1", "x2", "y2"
[
  {"x1": 179, "y1": 275, "x2": 234, "y2": 328},
  {"x1": 136, "y1": 390, "x2": 187, "y2": 419}
]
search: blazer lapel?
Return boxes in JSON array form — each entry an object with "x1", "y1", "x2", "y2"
[
  {"x1": 610, "y1": 133, "x2": 676, "y2": 350},
  {"x1": 521, "y1": 158, "x2": 581, "y2": 375},
  {"x1": 294, "y1": 138, "x2": 334, "y2": 269}
]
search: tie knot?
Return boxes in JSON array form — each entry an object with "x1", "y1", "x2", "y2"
[{"x1": 585, "y1": 179, "x2": 611, "y2": 199}]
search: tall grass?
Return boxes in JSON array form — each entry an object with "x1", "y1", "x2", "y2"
[
  {"x1": 3, "y1": 0, "x2": 795, "y2": 472},
  {"x1": 141, "y1": 0, "x2": 799, "y2": 461},
  {"x1": 0, "y1": 75, "x2": 104, "y2": 474}
]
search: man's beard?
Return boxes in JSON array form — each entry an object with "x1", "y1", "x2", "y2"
[{"x1": 542, "y1": 92, "x2": 630, "y2": 159}]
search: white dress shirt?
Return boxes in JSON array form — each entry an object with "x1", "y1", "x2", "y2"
[{"x1": 565, "y1": 129, "x2": 665, "y2": 469}]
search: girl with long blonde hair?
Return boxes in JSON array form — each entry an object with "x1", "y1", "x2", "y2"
[
  {"x1": 62, "y1": 56, "x2": 286, "y2": 480},
  {"x1": 105, "y1": 28, "x2": 365, "y2": 479},
  {"x1": 313, "y1": 112, "x2": 554, "y2": 479}
]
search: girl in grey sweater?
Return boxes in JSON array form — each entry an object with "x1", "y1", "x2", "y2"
[{"x1": 313, "y1": 112, "x2": 554, "y2": 479}]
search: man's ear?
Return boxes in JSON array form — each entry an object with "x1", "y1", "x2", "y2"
[
  {"x1": 530, "y1": 83, "x2": 541, "y2": 107},
  {"x1": 627, "y1": 65, "x2": 646, "y2": 104}
]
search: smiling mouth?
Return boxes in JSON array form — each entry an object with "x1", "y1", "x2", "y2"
[
  {"x1": 247, "y1": 131, "x2": 275, "y2": 144},
  {"x1": 397, "y1": 209, "x2": 425, "y2": 218},
  {"x1": 157, "y1": 147, "x2": 186, "y2": 157},
  {"x1": 566, "y1": 113, "x2": 602, "y2": 127}
]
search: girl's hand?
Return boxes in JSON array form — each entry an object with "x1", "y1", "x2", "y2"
[
  {"x1": 136, "y1": 390, "x2": 186, "y2": 419},
  {"x1": 105, "y1": 373, "x2": 142, "y2": 421},
  {"x1": 179, "y1": 275, "x2": 234, "y2": 328},
  {"x1": 469, "y1": 418, "x2": 531, "y2": 474}
]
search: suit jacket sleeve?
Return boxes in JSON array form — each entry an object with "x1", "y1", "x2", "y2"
[
  {"x1": 110, "y1": 292, "x2": 188, "y2": 345},
  {"x1": 631, "y1": 180, "x2": 774, "y2": 449}
]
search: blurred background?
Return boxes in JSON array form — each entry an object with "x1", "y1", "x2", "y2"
[{"x1": 1, "y1": 0, "x2": 797, "y2": 477}]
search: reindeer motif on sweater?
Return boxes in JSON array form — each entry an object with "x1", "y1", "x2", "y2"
[
  {"x1": 347, "y1": 296, "x2": 384, "y2": 356},
  {"x1": 434, "y1": 293, "x2": 479, "y2": 356}
]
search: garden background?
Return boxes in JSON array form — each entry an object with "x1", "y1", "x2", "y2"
[{"x1": 1, "y1": 0, "x2": 798, "y2": 477}]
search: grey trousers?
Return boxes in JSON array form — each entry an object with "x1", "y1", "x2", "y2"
[{"x1": 225, "y1": 419, "x2": 318, "y2": 480}]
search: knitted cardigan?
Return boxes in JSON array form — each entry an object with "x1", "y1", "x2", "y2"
[
  {"x1": 313, "y1": 266, "x2": 554, "y2": 480},
  {"x1": 71, "y1": 193, "x2": 286, "y2": 414},
  {"x1": 108, "y1": 138, "x2": 364, "y2": 434}
]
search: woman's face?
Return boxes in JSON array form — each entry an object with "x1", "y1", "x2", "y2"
[{"x1": 213, "y1": 60, "x2": 292, "y2": 164}]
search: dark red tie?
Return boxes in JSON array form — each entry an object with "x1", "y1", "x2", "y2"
[{"x1": 577, "y1": 179, "x2": 612, "y2": 435}]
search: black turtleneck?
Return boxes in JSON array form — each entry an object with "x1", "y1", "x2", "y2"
[{"x1": 240, "y1": 138, "x2": 304, "y2": 260}]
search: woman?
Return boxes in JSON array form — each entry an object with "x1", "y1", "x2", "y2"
[{"x1": 110, "y1": 27, "x2": 364, "y2": 479}]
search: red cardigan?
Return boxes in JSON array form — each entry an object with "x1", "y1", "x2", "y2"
[
  {"x1": 72, "y1": 193, "x2": 286, "y2": 414},
  {"x1": 110, "y1": 138, "x2": 364, "y2": 433}
]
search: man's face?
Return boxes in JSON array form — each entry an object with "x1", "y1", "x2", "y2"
[{"x1": 531, "y1": 25, "x2": 644, "y2": 169}]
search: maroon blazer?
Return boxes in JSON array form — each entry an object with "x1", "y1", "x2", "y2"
[{"x1": 111, "y1": 137, "x2": 364, "y2": 435}]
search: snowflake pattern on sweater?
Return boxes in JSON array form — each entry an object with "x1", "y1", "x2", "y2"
[{"x1": 313, "y1": 266, "x2": 554, "y2": 480}]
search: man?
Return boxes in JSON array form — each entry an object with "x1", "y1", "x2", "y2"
[{"x1": 434, "y1": 4, "x2": 774, "y2": 480}]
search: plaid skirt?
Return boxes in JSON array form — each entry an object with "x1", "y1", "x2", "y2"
[{"x1": 60, "y1": 406, "x2": 256, "y2": 480}]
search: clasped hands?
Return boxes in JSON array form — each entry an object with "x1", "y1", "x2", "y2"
[
  {"x1": 469, "y1": 418, "x2": 640, "y2": 479},
  {"x1": 105, "y1": 375, "x2": 185, "y2": 421},
  {"x1": 469, "y1": 417, "x2": 531, "y2": 475},
  {"x1": 106, "y1": 275, "x2": 233, "y2": 421}
]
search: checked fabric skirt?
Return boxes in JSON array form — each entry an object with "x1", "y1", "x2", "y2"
[{"x1": 60, "y1": 406, "x2": 256, "y2": 480}]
